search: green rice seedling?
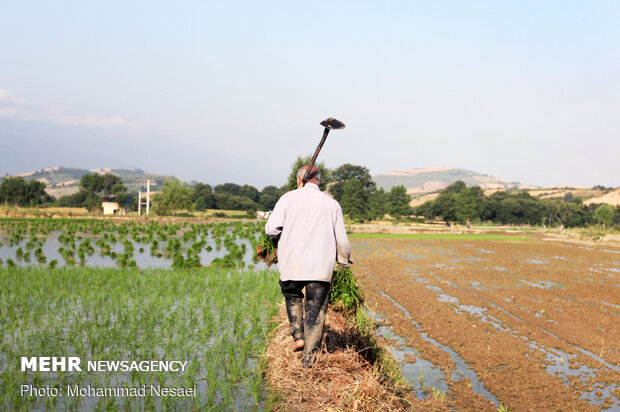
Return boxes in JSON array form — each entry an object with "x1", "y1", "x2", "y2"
[
  {"x1": 122, "y1": 239, "x2": 135, "y2": 256},
  {"x1": 430, "y1": 387, "x2": 447, "y2": 402},
  {"x1": 255, "y1": 233, "x2": 278, "y2": 267},
  {"x1": 25, "y1": 239, "x2": 36, "y2": 250},
  {"x1": 77, "y1": 248, "x2": 86, "y2": 265},
  {"x1": 182, "y1": 230, "x2": 196, "y2": 243},
  {"x1": 35, "y1": 251, "x2": 46, "y2": 265},
  {"x1": 171, "y1": 251, "x2": 201, "y2": 269},
  {"x1": 166, "y1": 238, "x2": 182, "y2": 254},
  {"x1": 329, "y1": 266, "x2": 364, "y2": 315},
  {"x1": 117, "y1": 253, "x2": 137, "y2": 268}
]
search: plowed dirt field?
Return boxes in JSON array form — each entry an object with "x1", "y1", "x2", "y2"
[{"x1": 351, "y1": 236, "x2": 619, "y2": 411}]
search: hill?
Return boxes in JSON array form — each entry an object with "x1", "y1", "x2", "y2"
[
  {"x1": 583, "y1": 188, "x2": 620, "y2": 207},
  {"x1": 373, "y1": 167, "x2": 535, "y2": 195},
  {"x1": 9, "y1": 167, "x2": 173, "y2": 199},
  {"x1": 373, "y1": 167, "x2": 619, "y2": 207}
]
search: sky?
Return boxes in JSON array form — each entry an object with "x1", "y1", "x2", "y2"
[{"x1": 1, "y1": 1, "x2": 619, "y2": 189}]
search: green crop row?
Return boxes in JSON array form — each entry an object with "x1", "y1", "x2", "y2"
[
  {"x1": 0, "y1": 267, "x2": 281, "y2": 411},
  {"x1": 0, "y1": 218, "x2": 267, "y2": 270}
]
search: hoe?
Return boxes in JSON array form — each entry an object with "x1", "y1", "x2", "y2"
[{"x1": 302, "y1": 117, "x2": 346, "y2": 184}]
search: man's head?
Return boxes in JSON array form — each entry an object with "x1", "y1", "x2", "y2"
[{"x1": 296, "y1": 165, "x2": 320, "y2": 188}]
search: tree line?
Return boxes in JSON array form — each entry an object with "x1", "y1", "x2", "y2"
[
  {"x1": 152, "y1": 157, "x2": 413, "y2": 218},
  {"x1": 0, "y1": 177, "x2": 52, "y2": 206},
  {"x1": 2, "y1": 165, "x2": 618, "y2": 228},
  {"x1": 414, "y1": 181, "x2": 620, "y2": 228}
]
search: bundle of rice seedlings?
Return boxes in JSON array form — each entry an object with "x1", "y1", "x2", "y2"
[
  {"x1": 329, "y1": 266, "x2": 364, "y2": 315},
  {"x1": 255, "y1": 233, "x2": 278, "y2": 267}
]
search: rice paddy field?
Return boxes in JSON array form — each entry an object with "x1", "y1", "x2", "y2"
[
  {"x1": 0, "y1": 218, "x2": 281, "y2": 411},
  {"x1": 2, "y1": 218, "x2": 619, "y2": 411},
  {"x1": 352, "y1": 235, "x2": 620, "y2": 411}
]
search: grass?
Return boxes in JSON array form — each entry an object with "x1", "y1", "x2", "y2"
[
  {"x1": 572, "y1": 225, "x2": 620, "y2": 238},
  {"x1": 348, "y1": 233, "x2": 531, "y2": 241},
  {"x1": 0, "y1": 206, "x2": 91, "y2": 218},
  {"x1": 0, "y1": 266, "x2": 281, "y2": 410}
]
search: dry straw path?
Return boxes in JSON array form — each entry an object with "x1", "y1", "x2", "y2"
[{"x1": 264, "y1": 304, "x2": 448, "y2": 411}]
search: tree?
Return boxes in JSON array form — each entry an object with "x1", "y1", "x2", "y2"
[
  {"x1": 434, "y1": 192, "x2": 458, "y2": 222},
  {"x1": 414, "y1": 200, "x2": 437, "y2": 221},
  {"x1": 58, "y1": 190, "x2": 88, "y2": 207},
  {"x1": 329, "y1": 164, "x2": 376, "y2": 203},
  {"x1": 0, "y1": 177, "x2": 52, "y2": 206},
  {"x1": 368, "y1": 188, "x2": 388, "y2": 221},
  {"x1": 214, "y1": 183, "x2": 241, "y2": 196},
  {"x1": 594, "y1": 204, "x2": 614, "y2": 227},
  {"x1": 559, "y1": 201, "x2": 593, "y2": 228},
  {"x1": 613, "y1": 206, "x2": 620, "y2": 226},
  {"x1": 259, "y1": 185, "x2": 279, "y2": 210},
  {"x1": 192, "y1": 183, "x2": 215, "y2": 211},
  {"x1": 540, "y1": 198, "x2": 563, "y2": 227},
  {"x1": 340, "y1": 178, "x2": 366, "y2": 221},
  {"x1": 102, "y1": 173, "x2": 123, "y2": 195},
  {"x1": 153, "y1": 178, "x2": 193, "y2": 215},
  {"x1": 284, "y1": 155, "x2": 331, "y2": 192},
  {"x1": 388, "y1": 185, "x2": 412, "y2": 222},
  {"x1": 80, "y1": 174, "x2": 105, "y2": 194},
  {"x1": 79, "y1": 174, "x2": 105, "y2": 211},
  {"x1": 443, "y1": 180, "x2": 467, "y2": 194},
  {"x1": 239, "y1": 184, "x2": 260, "y2": 202},
  {"x1": 455, "y1": 186, "x2": 484, "y2": 223},
  {"x1": 213, "y1": 192, "x2": 257, "y2": 211}
]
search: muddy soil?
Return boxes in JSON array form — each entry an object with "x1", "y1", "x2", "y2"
[{"x1": 351, "y1": 237, "x2": 620, "y2": 411}]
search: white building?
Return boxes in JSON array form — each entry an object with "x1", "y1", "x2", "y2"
[{"x1": 102, "y1": 201, "x2": 120, "y2": 215}]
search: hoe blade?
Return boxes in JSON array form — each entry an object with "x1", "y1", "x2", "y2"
[{"x1": 320, "y1": 117, "x2": 346, "y2": 130}]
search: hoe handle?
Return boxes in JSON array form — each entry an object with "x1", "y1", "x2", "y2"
[{"x1": 303, "y1": 128, "x2": 330, "y2": 183}]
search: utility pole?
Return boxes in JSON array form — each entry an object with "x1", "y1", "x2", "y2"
[
  {"x1": 138, "y1": 191, "x2": 142, "y2": 215},
  {"x1": 146, "y1": 180, "x2": 150, "y2": 215}
]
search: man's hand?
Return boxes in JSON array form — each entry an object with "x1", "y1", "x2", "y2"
[{"x1": 337, "y1": 259, "x2": 353, "y2": 269}]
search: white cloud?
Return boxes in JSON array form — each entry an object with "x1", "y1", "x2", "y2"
[
  {"x1": 0, "y1": 89, "x2": 25, "y2": 105},
  {"x1": 0, "y1": 89, "x2": 129, "y2": 129}
]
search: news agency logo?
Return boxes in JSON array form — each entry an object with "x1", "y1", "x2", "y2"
[
  {"x1": 20, "y1": 357, "x2": 188, "y2": 372},
  {"x1": 21, "y1": 357, "x2": 82, "y2": 372}
]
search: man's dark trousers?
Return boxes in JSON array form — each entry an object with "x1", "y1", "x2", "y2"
[{"x1": 279, "y1": 279, "x2": 330, "y2": 368}]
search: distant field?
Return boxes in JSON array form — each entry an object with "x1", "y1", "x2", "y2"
[
  {"x1": 0, "y1": 206, "x2": 251, "y2": 219},
  {"x1": 348, "y1": 233, "x2": 530, "y2": 241}
]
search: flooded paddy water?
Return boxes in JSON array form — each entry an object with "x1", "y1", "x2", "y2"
[{"x1": 351, "y1": 236, "x2": 620, "y2": 411}]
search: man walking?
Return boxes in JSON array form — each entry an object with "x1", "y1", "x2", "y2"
[{"x1": 265, "y1": 165, "x2": 351, "y2": 368}]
